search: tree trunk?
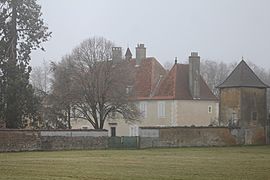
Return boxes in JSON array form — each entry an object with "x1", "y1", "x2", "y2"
[
  {"x1": 6, "y1": 0, "x2": 19, "y2": 128},
  {"x1": 67, "y1": 106, "x2": 71, "y2": 129}
]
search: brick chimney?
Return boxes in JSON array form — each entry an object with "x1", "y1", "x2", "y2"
[
  {"x1": 136, "y1": 44, "x2": 146, "y2": 65},
  {"x1": 189, "y1": 52, "x2": 200, "y2": 99},
  {"x1": 112, "y1": 47, "x2": 122, "y2": 63}
]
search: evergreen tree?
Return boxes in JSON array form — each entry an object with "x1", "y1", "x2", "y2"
[{"x1": 0, "y1": 0, "x2": 51, "y2": 128}]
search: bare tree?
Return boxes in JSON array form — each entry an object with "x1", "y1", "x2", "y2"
[
  {"x1": 247, "y1": 61, "x2": 270, "y2": 84},
  {"x1": 163, "y1": 61, "x2": 174, "y2": 70},
  {"x1": 30, "y1": 60, "x2": 51, "y2": 94},
  {"x1": 49, "y1": 55, "x2": 75, "y2": 129},
  {"x1": 55, "y1": 37, "x2": 140, "y2": 129},
  {"x1": 201, "y1": 60, "x2": 237, "y2": 96}
]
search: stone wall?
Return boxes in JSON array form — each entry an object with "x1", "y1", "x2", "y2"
[
  {"x1": 0, "y1": 130, "x2": 41, "y2": 152},
  {"x1": 244, "y1": 127, "x2": 267, "y2": 145},
  {"x1": 241, "y1": 88, "x2": 267, "y2": 127},
  {"x1": 40, "y1": 130, "x2": 108, "y2": 150},
  {"x1": 219, "y1": 88, "x2": 241, "y2": 126},
  {"x1": 219, "y1": 87, "x2": 267, "y2": 127},
  {"x1": 1, "y1": 127, "x2": 267, "y2": 152},
  {"x1": 139, "y1": 126, "x2": 266, "y2": 148},
  {"x1": 267, "y1": 126, "x2": 270, "y2": 144},
  {"x1": 0, "y1": 129, "x2": 108, "y2": 152}
]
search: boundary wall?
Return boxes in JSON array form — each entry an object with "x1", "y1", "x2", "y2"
[
  {"x1": 139, "y1": 126, "x2": 266, "y2": 148},
  {"x1": 0, "y1": 129, "x2": 108, "y2": 152}
]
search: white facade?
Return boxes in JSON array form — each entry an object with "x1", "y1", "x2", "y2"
[{"x1": 72, "y1": 100, "x2": 219, "y2": 136}]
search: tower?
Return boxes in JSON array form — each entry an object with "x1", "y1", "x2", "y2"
[{"x1": 125, "y1": 47, "x2": 132, "y2": 61}]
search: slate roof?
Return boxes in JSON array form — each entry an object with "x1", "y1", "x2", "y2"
[
  {"x1": 125, "y1": 48, "x2": 132, "y2": 57},
  {"x1": 154, "y1": 64, "x2": 217, "y2": 100},
  {"x1": 217, "y1": 60, "x2": 269, "y2": 88}
]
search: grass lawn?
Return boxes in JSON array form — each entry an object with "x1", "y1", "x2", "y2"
[{"x1": 0, "y1": 146, "x2": 270, "y2": 180}]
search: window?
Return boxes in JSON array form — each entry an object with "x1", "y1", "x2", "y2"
[
  {"x1": 126, "y1": 86, "x2": 133, "y2": 95},
  {"x1": 111, "y1": 127, "x2": 116, "y2": 137},
  {"x1": 129, "y1": 125, "x2": 139, "y2": 136},
  {"x1": 158, "y1": 101, "x2": 165, "y2": 118},
  {"x1": 252, "y1": 112, "x2": 257, "y2": 121},
  {"x1": 208, "y1": 105, "x2": 212, "y2": 113},
  {"x1": 231, "y1": 112, "x2": 238, "y2": 126},
  {"x1": 139, "y1": 102, "x2": 147, "y2": 118}
]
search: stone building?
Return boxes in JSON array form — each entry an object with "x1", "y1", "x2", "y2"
[
  {"x1": 217, "y1": 60, "x2": 269, "y2": 128},
  {"x1": 103, "y1": 45, "x2": 218, "y2": 136},
  {"x1": 72, "y1": 44, "x2": 218, "y2": 136}
]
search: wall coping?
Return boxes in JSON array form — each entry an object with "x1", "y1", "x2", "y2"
[
  {"x1": 139, "y1": 126, "x2": 241, "y2": 129},
  {"x1": 0, "y1": 129, "x2": 108, "y2": 132}
]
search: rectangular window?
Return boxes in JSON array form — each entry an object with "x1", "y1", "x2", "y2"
[
  {"x1": 139, "y1": 102, "x2": 147, "y2": 118},
  {"x1": 126, "y1": 86, "x2": 133, "y2": 95},
  {"x1": 129, "y1": 126, "x2": 134, "y2": 136},
  {"x1": 252, "y1": 112, "x2": 257, "y2": 121},
  {"x1": 158, "y1": 101, "x2": 165, "y2": 118},
  {"x1": 129, "y1": 125, "x2": 139, "y2": 136},
  {"x1": 208, "y1": 105, "x2": 212, "y2": 114},
  {"x1": 231, "y1": 112, "x2": 238, "y2": 126},
  {"x1": 111, "y1": 127, "x2": 116, "y2": 137}
]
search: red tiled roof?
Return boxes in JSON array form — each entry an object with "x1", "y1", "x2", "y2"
[
  {"x1": 153, "y1": 64, "x2": 217, "y2": 100},
  {"x1": 129, "y1": 58, "x2": 167, "y2": 98},
  {"x1": 128, "y1": 58, "x2": 217, "y2": 101}
]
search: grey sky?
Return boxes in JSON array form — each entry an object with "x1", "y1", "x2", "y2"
[{"x1": 31, "y1": 0, "x2": 270, "y2": 68}]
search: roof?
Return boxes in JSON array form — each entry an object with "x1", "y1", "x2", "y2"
[
  {"x1": 125, "y1": 48, "x2": 132, "y2": 57},
  {"x1": 129, "y1": 57, "x2": 167, "y2": 98},
  {"x1": 154, "y1": 64, "x2": 217, "y2": 100},
  {"x1": 217, "y1": 60, "x2": 269, "y2": 88}
]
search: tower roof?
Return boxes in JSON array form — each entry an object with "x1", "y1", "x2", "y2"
[
  {"x1": 217, "y1": 60, "x2": 269, "y2": 88},
  {"x1": 125, "y1": 47, "x2": 132, "y2": 57}
]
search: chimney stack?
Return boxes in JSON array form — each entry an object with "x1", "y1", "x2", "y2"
[
  {"x1": 189, "y1": 52, "x2": 200, "y2": 99},
  {"x1": 136, "y1": 44, "x2": 146, "y2": 65},
  {"x1": 112, "y1": 47, "x2": 122, "y2": 63}
]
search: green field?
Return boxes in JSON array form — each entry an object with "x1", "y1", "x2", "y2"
[{"x1": 0, "y1": 146, "x2": 270, "y2": 180}]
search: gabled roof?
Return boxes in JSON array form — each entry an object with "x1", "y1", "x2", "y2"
[
  {"x1": 154, "y1": 64, "x2": 217, "y2": 100},
  {"x1": 217, "y1": 60, "x2": 269, "y2": 88}
]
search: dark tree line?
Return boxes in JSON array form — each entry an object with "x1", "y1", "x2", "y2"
[{"x1": 0, "y1": 0, "x2": 51, "y2": 128}]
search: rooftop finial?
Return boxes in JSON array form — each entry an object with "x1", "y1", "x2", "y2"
[
  {"x1": 242, "y1": 56, "x2": 244, "y2": 61},
  {"x1": 175, "y1": 57, "x2": 177, "y2": 64}
]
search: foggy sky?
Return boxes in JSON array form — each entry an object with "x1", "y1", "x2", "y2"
[{"x1": 31, "y1": 0, "x2": 270, "y2": 68}]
